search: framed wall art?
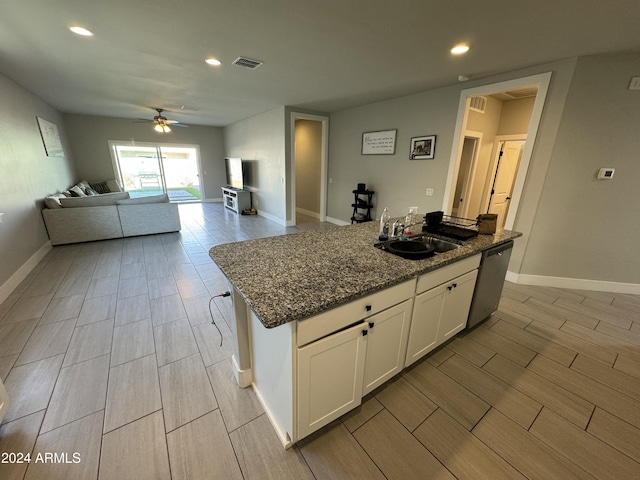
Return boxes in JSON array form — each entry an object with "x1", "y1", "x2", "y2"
[
  {"x1": 410, "y1": 135, "x2": 436, "y2": 160},
  {"x1": 362, "y1": 129, "x2": 397, "y2": 155},
  {"x1": 36, "y1": 117, "x2": 65, "y2": 157}
]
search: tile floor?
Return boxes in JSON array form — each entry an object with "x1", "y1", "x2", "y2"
[{"x1": 1, "y1": 202, "x2": 639, "y2": 479}]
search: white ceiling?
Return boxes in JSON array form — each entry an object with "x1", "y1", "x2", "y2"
[{"x1": 1, "y1": 0, "x2": 639, "y2": 127}]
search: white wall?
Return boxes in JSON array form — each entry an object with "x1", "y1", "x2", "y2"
[
  {"x1": 0, "y1": 73, "x2": 76, "y2": 297},
  {"x1": 498, "y1": 97, "x2": 535, "y2": 136},
  {"x1": 224, "y1": 107, "x2": 287, "y2": 223},
  {"x1": 63, "y1": 114, "x2": 226, "y2": 201}
]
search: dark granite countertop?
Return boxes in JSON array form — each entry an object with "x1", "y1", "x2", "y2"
[{"x1": 209, "y1": 222, "x2": 521, "y2": 328}]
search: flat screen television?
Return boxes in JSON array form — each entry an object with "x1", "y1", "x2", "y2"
[{"x1": 225, "y1": 157, "x2": 244, "y2": 189}]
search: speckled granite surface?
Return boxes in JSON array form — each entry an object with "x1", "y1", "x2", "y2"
[{"x1": 209, "y1": 222, "x2": 521, "y2": 328}]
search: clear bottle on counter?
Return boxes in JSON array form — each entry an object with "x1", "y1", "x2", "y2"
[
  {"x1": 403, "y1": 207, "x2": 419, "y2": 236},
  {"x1": 379, "y1": 207, "x2": 390, "y2": 241}
]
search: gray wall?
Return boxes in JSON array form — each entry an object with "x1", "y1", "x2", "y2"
[
  {"x1": 520, "y1": 54, "x2": 640, "y2": 284},
  {"x1": 224, "y1": 107, "x2": 286, "y2": 222},
  {"x1": 0, "y1": 73, "x2": 76, "y2": 292},
  {"x1": 62, "y1": 114, "x2": 226, "y2": 201},
  {"x1": 295, "y1": 119, "x2": 322, "y2": 215},
  {"x1": 327, "y1": 57, "x2": 581, "y2": 280},
  {"x1": 328, "y1": 53, "x2": 639, "y2": 285}
]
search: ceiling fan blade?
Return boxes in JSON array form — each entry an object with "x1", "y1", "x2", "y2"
[
  {"x1": 172, "y1": 123, "x2": 189, "y2": 128},
  {"x1": 133, "y1": 119, "x2": 154, "y2": 123}
]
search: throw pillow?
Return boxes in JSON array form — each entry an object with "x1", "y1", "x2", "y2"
[
  {"x1": 89, "y1": 181, "x2": 110, "y2": 194},
  {"x1": 61, "y1": 190, "x2": 72, "y2": 197},
  {"x1": 84, "y1": 186, "x2": 100, "y2": 196},
  {"x1": 69, "y1": 185, "x2": 87, "y2": 197}
]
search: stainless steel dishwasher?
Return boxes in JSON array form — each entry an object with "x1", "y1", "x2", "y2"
[{"x1": 466, "y1": 240, "x2": 513, "y2": 329}]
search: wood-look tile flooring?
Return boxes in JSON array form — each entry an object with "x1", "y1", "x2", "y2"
[{"x1": 1, "y1": 203, "x2": 639, "y2": 479}]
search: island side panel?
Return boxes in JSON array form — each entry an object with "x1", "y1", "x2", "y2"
[
  {"x1": 249, "y1": 310, "x2": 295, "y2": 448},
  {"x1": 231, "y1": 288, "x2": 253, "y2": 387}
]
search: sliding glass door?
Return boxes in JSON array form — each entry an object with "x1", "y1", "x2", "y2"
[{"x1": 109, "y1": 142, "x2": 202, "y2": 202}]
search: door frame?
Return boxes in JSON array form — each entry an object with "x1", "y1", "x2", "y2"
[
  {"x1": 456, "y1": 130, "x2": 483, "y2": 218},
  {"x1": 289, "y1": 112, "x2": 329, "y2": 226},
  {"x1": 108, "y1": 140, "x2": 204, "y2": 201},
  {"x1": 442, "y1": 72, "x2": 551, "y2": 230}
]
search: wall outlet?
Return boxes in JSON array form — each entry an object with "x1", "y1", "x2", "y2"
[
  {"x1": 0, "y1": 212, "x2": 4, "y2": 223},
  {"x1": 425, "y1": 188, "x2": 434, "y2": 196}
]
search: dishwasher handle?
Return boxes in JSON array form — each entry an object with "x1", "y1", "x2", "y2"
[{"x1": 483, "y1": 240, "x2": 513, "y2": 258}]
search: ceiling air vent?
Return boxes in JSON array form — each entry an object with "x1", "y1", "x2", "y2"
[
  {"x1": 469, "y1": 96, "x2": 487, "y2": 113},
  {"x1": 232, "y1": 57, "x2": 264, "y2": 70}
]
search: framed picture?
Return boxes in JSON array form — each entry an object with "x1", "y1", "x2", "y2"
[
  {"x1": 362, "y1": 129, "x2": 397, "y2": 155},
  {"x1": 36, "y1": 117, "x2": 65, "y2": 157},
  {"x1": 410, "y1": 135, "x2": 436, "y2": 160}
]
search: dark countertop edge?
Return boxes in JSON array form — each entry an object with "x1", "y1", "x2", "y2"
[{"x1": 210, "y1": 227, "x2": 521, "y2": 329}]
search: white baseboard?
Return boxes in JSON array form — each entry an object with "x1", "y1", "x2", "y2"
[
  {"x1": 506, "y1": 271, "x2": 640, "y2": 295},
  {"x1": 257, "y1": 209, "x2": 286, "y2": 226},
  {"x1": 252, "y1": 382, "x2": 294, "y2": 449},
  {"x1": 0, "y1": 241, "x2": 52, "y2": 305},
  {"x1": 326, "y1": 216, "x2": 350, "y2": 226},
  {"x1": 231, "y1": 354, "x2": 253, "y2": 388},
  {"x1": 296, "y1": 207, "x2": 320, "y2": 219}
]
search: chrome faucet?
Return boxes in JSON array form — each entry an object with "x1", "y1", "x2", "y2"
[
  {"x1": 389, "y1": 214, "x2": 424, "y2": 239},
  {"x1": 390, "y1": 218, "x2": 405, "y2": 238}
]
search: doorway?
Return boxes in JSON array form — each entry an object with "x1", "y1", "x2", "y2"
[
  {"x1": 486, "y1": 139, "x2": 525, "y2": 229},
  {"x1": 452, "y1": 132, "x2": 482, "y2": 217},
  {"x1": 109, "y1": 141, "x2": 203, "y2": 202},
  {"x1": 443, "y1": 73, "x2": 552, "y2": 230},
  {"x1": 289, "y1": 112, "x2": 329, "y2": 226}
]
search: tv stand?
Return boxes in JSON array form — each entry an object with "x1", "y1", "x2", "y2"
[{"x1": 222, "y1": 186, "x2": 251, "y2": 214}]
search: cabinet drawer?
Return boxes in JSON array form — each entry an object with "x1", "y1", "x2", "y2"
[
  {"x1": 416, "y1": 254, "x2": 480, "y2": 294},
  {"x1": 297, "y1": 279, "x2": 415, "y2": 347}
]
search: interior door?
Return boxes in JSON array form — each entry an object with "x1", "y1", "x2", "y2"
[{"x1": 487, "y1": 141, "x2": 524, "y2": 228}]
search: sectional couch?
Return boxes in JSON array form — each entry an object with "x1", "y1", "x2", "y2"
[{"x1": 42, "y1": 182, "x2": 181, "y2": 245}]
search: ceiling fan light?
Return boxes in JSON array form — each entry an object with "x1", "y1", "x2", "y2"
[{"x1": 154, "y1": 124, "x2": 171, "y2": 133}]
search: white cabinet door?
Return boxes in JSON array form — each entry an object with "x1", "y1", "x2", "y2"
[
  {"x1": 405, "y1": 283, "x2": 448, "y2": 367},
  {"x1": 297, "y1": 321, "x2": 368, "y2": 439},
  {"x1": 362, "y1": 299, "x2": 413, "y2": 396},
  {"x1": 405, "y1": 268, "x2": 479, "y2": 368},
  {"x1": 438, "y1": 269, "x2": 478, "y2": 343}
]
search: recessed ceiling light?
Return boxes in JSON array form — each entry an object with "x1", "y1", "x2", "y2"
[
  {"x1": 69, "y1": 26, "x2": 94, "y2": 36},
  {"x1": 205, "y1": 58, "x2": 221, "y2": 66},
  {"x1": 451, "y1": 44, "x2": 470, "y2": 55}
]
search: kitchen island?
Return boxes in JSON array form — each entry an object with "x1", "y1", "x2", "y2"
[{"x1": 209, "y1": 221, "x2": 520, "y2": 447}]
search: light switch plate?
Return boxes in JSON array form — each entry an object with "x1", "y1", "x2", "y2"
[{"x1": 629, "y1": 77, "x2": 640, "y2": 90}]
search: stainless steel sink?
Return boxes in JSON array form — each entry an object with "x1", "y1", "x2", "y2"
[
  {"x1": 410, "y1": 235, "x2": 461, "y2": 253},
  {"x1": 376, "y1": 235, "x2": 460, "y2": 259}
]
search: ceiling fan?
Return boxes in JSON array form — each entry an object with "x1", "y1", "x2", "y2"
[{"x1": 135, "y1": 108, "x2": 189, "y2": 133}]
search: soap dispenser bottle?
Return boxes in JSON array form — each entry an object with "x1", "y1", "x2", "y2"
[{"x1": 379, "y1": 207, "x2": 390, "y2": 241}]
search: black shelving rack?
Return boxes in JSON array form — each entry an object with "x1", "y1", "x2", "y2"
[{"x1": 351, "y1": 189, "x2": 374, "y2": 224}]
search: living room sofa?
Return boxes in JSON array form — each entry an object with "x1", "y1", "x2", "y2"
[{"x1": 42, "y1": 190, "x2": 181, "y2": 245}]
